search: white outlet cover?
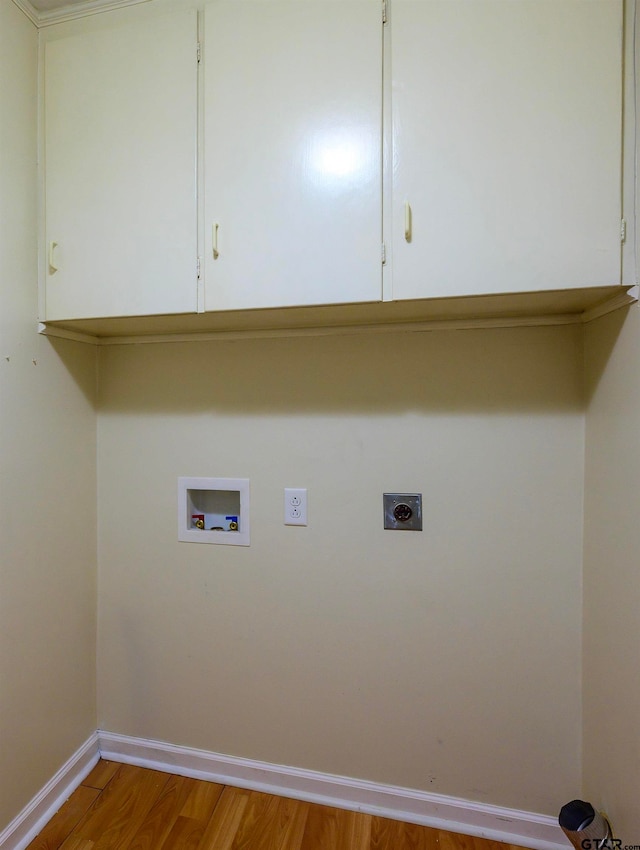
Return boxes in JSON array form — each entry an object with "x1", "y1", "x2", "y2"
[{"x1": 284, "y1": 488, "x2": 307, "y2": 526}]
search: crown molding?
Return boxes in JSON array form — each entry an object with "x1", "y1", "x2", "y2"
[
  {"x1": 11, "y1": 0, "x2": 40, "y2": 26},
  {"x1": 20, "y1": 0, "x2": 150, "y2": 27}
]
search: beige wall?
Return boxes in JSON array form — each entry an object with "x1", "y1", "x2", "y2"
[
  {"x1": 97, "y1": 325, "x2": 584, "y2": 815},
  {"x1": 0, "y1": 0, "x2": 98, "y2": 830},
  {"x1": 583, "y1": 305, "x2": 640, "y2": 839},
  {"x1": 2, "y1": 0, "x2": 636, "y2": 833}
]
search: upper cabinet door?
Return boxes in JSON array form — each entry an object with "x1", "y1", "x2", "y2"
[
  {"x1": 44, "y1": 11, "x2": 198, "y2": 321},
  {"x1": 203, "y1": 1, "x2": 383, "y2": 312},
  {"x1": 391, "y1": 0, "x2": 623, "y2": 301}
]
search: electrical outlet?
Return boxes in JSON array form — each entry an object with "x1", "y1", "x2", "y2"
[
  {"x1": 383, "y1": 493, "x2": 422, "y2": 530},
  {"x1": 284, "y1": 488, "x2": 307, "y2": 526}
]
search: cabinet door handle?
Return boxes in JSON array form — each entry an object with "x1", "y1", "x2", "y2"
[
  {"x1": 212, "y1": 223, "x2": 219, "y2": 259},
  {"x1": 48, "y1": 241, "x2": 58, "y2": 274},
  {"x1": 404, "y1": 203, "x2": 412, "y2": 243}
]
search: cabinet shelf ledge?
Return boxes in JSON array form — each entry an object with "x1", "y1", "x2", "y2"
[{"x1": 38, "y1": 285, "x2": 637, "y2": 346}]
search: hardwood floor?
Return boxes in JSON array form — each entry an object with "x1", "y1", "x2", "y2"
[{"x1": 26, "y1": 761, "x2": 528, "y2": 850}]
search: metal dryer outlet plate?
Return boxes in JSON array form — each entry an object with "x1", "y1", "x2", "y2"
[{"x1": 383, "y1": 493, "x2": 422, "y2": 531}]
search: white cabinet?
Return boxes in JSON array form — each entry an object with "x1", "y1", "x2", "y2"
[
  {"x1": 390, "y1": 0, "x2": 623, "y2": 302},
  {"x1": 44, "y1": 10, "x2": 198, "y2": 321},
  {"x1": 203, "y1": 0, "x2": 383, "y2": 312},
  {"x1": 40, "y1": 0, "x2": 630, "y2": 337}
]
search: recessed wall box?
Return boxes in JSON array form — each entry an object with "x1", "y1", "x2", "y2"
[{"x1": 178, "y1": 477, "x2": 250, "y2": 546}]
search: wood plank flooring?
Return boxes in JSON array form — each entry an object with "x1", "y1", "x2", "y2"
[{"x1": 26, "y1": 761, "x2": 528, "y2": 850}]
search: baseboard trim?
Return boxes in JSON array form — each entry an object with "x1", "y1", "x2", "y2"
[
  {"x1": 98, "y1": 731, "x2": 566, "y2": 850},
  {"x1": 0, "y1": 733, "x2": 100, "y2": 850}
]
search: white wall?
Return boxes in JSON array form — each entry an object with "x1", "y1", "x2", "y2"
[
  {"x1": 97, "y1": 325, "x2": 584, "y2": 815},
  {"x1": 583, "y1": 305, "x2": 640, "y2": 840},
  {"x1": 0, "y1": 0, "x2": 98, "y2": 829}
]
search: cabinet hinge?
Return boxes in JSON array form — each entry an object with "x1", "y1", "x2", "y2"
[
  {"x1": 382, "y1": 242, "x2": 386, "y2": 265},
  {"x1": 382, "y1": 0, "x2": 387, "y2": 24},
  {"x1": 197, "y1": 257, "x2": 202, "y2": 279},
  {"x1": 621, "y1": 218, "x2": 627, "y2": 243},
  {"x1": 197, "y1": 42, "x2": 201, "y2": 64}
]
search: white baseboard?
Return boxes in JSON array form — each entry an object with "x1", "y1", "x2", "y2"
[
  {"x1": 98, "y1": 731, "x2": 566, "y2": 850},
  {"x1": 0, "y1": 733, "x2": 100, "y2": 850}
]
